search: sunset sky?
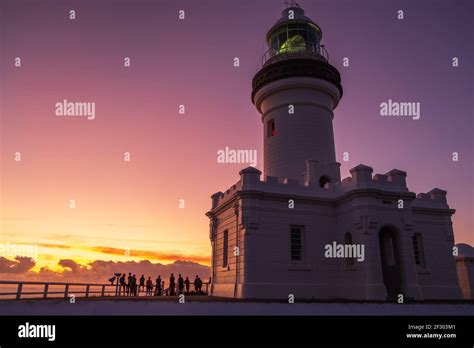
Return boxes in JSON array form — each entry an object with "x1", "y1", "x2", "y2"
[{"x1": 0, "y1": 0, "x2": 472, "y2": 280}]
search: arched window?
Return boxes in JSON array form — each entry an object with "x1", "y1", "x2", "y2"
[
  {"x1": 319, "y1": 176, "x2": 330, "y2": 188},
  {"x1": 344, "y1": 232, "x2": 355, "y2": 267}
]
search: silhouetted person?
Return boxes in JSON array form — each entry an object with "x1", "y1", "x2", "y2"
[
  {"x1": 146, "y1": 277, "x2": 153, "y2": 296},
  {"x1": 169, "y1": 273, "x2": 176, "y2": 296},
  {"x1": 197, "y1": 276, "x2": 203, "y2": 294},
  {"x1": 127, "y1": 272, "x2": 132, "y2": 296},
  {"x1": 194, "y1": 275, "x2": 199, "y2": 294},
  {"x1": 178, "y1": 274, "x2": 184, "y2": 295},
  {"x1": 139, "y1": 274, "x2": 145, "y2": 293},
  {"x1": 184, "y1": 276, "x2": 190, "y2": 293},
  {"x1": 155, "y1": 275, "x2": 162, "y2": 296},
  {"x1": 119, "y1": 273, "x2": 127, "y2": 296},
  {"x1": 132, "y1": 274, "x2": 138, "y2": 296}
]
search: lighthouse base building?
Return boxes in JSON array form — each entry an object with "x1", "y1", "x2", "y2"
[
  {"x1": 206, "y1": 6, "x2": 462, "y2": 301},
  {"x1": 207, "y1": 165, "x2": 462, "y2": 300}
]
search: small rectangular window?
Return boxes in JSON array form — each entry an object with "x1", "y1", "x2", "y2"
[
  {"x1": 223, "y1": 230, "x2": 229, "y2": 267},
  {"x1": 267, "y1": 119, "x2": 276, "y2": 138},
  {"x1": 412, "y1": 233, "x2": 425, "y2": 267},
  {"x1": 290, "y1": 227, "x2": 303, "y2": 261}
]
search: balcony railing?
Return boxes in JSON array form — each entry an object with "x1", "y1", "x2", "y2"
[
  {"x1": 262, "y1": 44, "x2": 329, "y2": 67},
  {"x1": 0, "y1": 280, "x2": 210, "y2": 300}
]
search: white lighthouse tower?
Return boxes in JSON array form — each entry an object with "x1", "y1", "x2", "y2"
[
  {"x1": 207, "y1": 4, "x2": 462, "y2": 301},
  {"x1": 252, "y1": 5, "x2": 342, "y2": 186}
]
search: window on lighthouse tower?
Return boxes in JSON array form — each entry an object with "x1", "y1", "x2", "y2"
[{"x1": 267, "y1": 119, "x2": 276, "y2": 137}]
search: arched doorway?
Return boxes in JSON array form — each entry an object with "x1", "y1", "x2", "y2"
[{"x1": 379, "y1": 226, "x2": 402, "y2": 299}]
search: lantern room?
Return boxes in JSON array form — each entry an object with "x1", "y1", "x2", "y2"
[{"x1": 263, "y1": 6, "x2": 327, "y2": 65}]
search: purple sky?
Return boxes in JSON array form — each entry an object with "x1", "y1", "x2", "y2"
[{"x1": 0, "y1": 0, "x2": 472, "y2": 274}]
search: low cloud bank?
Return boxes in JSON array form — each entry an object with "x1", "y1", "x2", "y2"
[{"x1": 0, "y1": 256, "x2": 210, "y2": 283}]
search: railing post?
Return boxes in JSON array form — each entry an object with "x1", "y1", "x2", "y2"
[
  {"x1": 16, "y1": 283, "x2": 23, "y2": 300},
  {"x1": 43, "y1": 284, "x2": 49, "y2": 299},
  {"x1": 85, "y1": 285, "x2": 90, "y2": 298},
  {"x1": 101, "y1": 285, "x2": 105, "y2": 297},
  {"x1": 64, "y1": 284, "x2": 69, "y2": 299}
]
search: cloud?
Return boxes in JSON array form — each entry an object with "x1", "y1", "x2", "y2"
[
  {"x1": 100, "y1": 223, "x2": 150, "y2": 229},
  {"x1": 0, "y1": 256, "x2": 36, "y2": 273},
  {"x1": 90, "y1": 246, "x2": 210, "y2": 264},
  {"x1": 58, "y1": 259, "x2": 80, "y2": 272},
  {"x1": 30, "y1": 242, "x2": 210, "y2": 264},
  {"x1": 38, "y1": 243, "x2": 71, "y2": 249}
]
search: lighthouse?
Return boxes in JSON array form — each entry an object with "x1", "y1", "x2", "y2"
[
  {"x1": 207, "y1": 4, "x2": 462, "y2": 301},
  {"x1": 252, "y1": 5, "x2": 343, "y2": 185}
]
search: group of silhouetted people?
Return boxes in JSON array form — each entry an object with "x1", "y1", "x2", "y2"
[
  {"x1": 168, "y1": 273, "x2": 205, "y2": 296},
  {"x1": 113, "y1": 273, "x2": 208, "y2": 296},
  {"x1": 116, "y1": 273, "x2": 138, "y2": 296}
]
